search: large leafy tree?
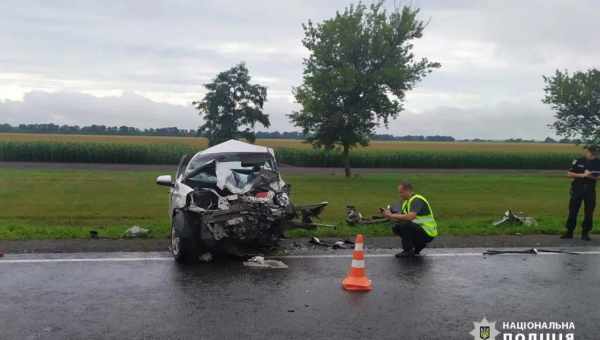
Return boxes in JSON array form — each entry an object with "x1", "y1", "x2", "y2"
[
  {"x1": 543, "y1": 69, "x2": 600, "y2": 147},
  {"x1": 194, "y1": 63, "x2": 270, "y2": 146},
  {"x1": 290, "y1": 1, "x2": 440, "y2": 177}
]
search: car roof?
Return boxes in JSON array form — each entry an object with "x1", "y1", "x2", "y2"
[{"x1": 198, "y1": 139, "x2": 273, "y2": 156}]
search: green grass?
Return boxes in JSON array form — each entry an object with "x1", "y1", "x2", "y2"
[{"x1": 0, "y1": 168, "x2": 589, "y2": 240}]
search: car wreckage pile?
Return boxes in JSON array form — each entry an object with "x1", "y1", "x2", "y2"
[{"x1": 157, "y1": 140, "x2": 328, "y2": 263}]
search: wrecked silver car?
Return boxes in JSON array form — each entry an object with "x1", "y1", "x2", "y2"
[{"x1": 156, "y1": 139, "x2": 327, "y2": 263}]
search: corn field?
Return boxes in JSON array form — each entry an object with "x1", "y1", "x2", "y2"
[{"x1": 0, "y1": 141, "x2": 576, "y2": 169}]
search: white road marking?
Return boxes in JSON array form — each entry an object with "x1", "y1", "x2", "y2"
[
  {"x1": 280, "y1": 251, "x2": 600, "y2": 259},
  {"x1": 1, "y1": 251, "x2": 600, "y2": 264}
]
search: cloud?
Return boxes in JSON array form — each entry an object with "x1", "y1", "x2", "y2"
[
  {"x1": 382, "y1": 102, "x2": 556, "y2": 140},
  {"x1": 1, "y1": 0, "x2": 598, "y2": 138},
  {"x1": 0, "y1": 90, "x2": 555, "y2": 140},
  {"x1": 0, "y1": 91, "x2": 199, "y2": 129},
  {"x1": 0, "y1": 90, "x2": 297, "y2": 133}
]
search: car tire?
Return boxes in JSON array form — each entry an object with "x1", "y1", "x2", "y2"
[{"x1": 171, "y1": 210, "x2": 201, "y2": 264}]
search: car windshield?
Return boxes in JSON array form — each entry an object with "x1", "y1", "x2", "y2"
[
  {"x1": 184, "y1": 152, "x2": 277, "y2": 188},
  {"x1": 217, "y1": 160, "x2": 275, "y2": 191}
]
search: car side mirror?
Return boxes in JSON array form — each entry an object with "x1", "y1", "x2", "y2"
[{"x1": 156, "y1": 175, "x2": 174, "y2": 187}]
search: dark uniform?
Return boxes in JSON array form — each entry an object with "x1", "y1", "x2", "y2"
[{"x1": 565, "y1": 157, "x2": 600, "y2": 236}]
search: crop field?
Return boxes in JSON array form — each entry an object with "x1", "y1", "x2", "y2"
[
  {"x1": 0, "y1": 133, "x2": 582, "y2": 169},
  {"x1": 0, "y1": 132, "x2": 582, "y2": 153},
  {"x1": 0, "y1": 167, "x2": 583, "y2": 240}
]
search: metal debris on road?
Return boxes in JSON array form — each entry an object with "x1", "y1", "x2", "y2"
[
  {"x1": 309, "y1": 236, "x2": 328, "y2": 247},
  {"x1": 123, "y1": 226, "x2": 151, "y2": 238},
  {"x1": 243, "y1": 256, "x2": 288, "y2": 269},
  {"x1": 345, "y1": 205, "x2": 387, "y2": 225},
  {"x1": 309, "y1": 236, "x2": 354, "y2": 249},
  {"x1": 484, "y1": 248, "x2": 579, "y2": 255},
  {"x1": 492, "y1": 209, "x2": 538, "y2": 227}
]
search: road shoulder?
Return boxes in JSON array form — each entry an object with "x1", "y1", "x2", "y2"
[{"x1": 1, "y1": 235, "x2": 598, "y2": 254}]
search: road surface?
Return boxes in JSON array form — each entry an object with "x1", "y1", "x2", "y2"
[{"x1": 1, "y1": 249, "x2": 598, "y2": 339}]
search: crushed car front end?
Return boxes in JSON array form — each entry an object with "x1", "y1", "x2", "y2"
[{"x1": 157, "y1": 140, "x2": 327, "y2": 262}]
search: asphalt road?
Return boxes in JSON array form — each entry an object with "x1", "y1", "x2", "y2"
[{"x1": 1, "y1": 249, "x2": 599, "y2": 340}]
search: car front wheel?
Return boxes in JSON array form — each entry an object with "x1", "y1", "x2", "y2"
[{"x1": 171, "y1": 210, "x2": 201, "y2": 264}]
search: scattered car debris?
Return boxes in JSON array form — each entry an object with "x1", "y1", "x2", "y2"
[
  {"x1": 333, "y1": 241, "x2": 347, "y2": 249},
  {"x1": 492, "y1": 209, "x2": 538, "y2": 227},
  {"x1": 89, "y1": 230, "x2": 98, "y2": 239},
  {"x1": 309, "y1": 236, "x2": 354, "y2": 249},
  {"x1": 156, "y1": 139, "x2": 329, "y2": 263},
  {"x1": 345, "y1": 205, "x2": 387, "y2": 225},
  {"x1": 243, "y1": 256, "x2": 288, "y2": 269},
  {"x1": 484, "y1": 248, "x2": 579, "y2": 255},
  {"x1": 345, "y1": 206, "x2": 363, "y2": 225},
  {"x1": 294, "y1": 203, "x2": 333, "y2": 228},
  {"x1": 123, "y1": 226, "x2": 151, "y2": 238},
  {"x1": 309, "y1": 236, "x2": 328, "y2": 247},
  {"x1": 198, "y1": 252, "x2": 214, "y2": 263}
]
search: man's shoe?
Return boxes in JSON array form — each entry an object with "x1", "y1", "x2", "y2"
[
  {"x1": 395, "y1": 249, "x2": 416, "y2": 258},
  {"x1": 582, "y1": 234, "x2": 592, "y2": 241},
  {"x1": 560, "y1": 232, "x2": 573, "y2": 239}
]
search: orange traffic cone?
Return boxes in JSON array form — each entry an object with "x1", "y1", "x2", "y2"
[{"x1": 342, "y1": 234, "x2": 372, "y2": 291}]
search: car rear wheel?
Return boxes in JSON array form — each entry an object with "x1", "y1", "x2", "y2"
[{"x1": 171, "y1": 210, "x2": 201, "y2": 264}]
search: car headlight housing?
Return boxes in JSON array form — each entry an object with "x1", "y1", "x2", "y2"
[{"x1": 274, "y1": 192, "x2": 290, "y2": 207}]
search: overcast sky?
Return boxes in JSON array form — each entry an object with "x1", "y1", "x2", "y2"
[{"x1": 1, "y1": 0, "x2": 598, "y2": 139}]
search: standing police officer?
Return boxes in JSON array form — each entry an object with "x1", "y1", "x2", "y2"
[{"x1": 562, "y1": 146, "x2": 600, "y2": 241}]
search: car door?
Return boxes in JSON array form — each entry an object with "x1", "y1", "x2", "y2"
[
  {"x1": 175, "y1": 154, "x2": 191, "y2": 180},
  {"x1": 169, "y1": 155, "x2": 191, "y2": 217}
]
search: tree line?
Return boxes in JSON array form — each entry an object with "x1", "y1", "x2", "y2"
[
  {"x1": 0, "y1": 124, "x2": 573, "y2": 143},
  {"x1": 0, "y1": 123, "x2": 455, "y2": 141},
  {"x1": 0, "y1": 123, "x2": 197, "y2": 137}
]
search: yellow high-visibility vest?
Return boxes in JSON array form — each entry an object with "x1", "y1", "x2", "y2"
[{"x1": 401, "y1": 194, "x2": 438, "y2": 237}]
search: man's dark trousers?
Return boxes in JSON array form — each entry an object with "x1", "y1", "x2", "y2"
[
  {"x1": 393, "y1": 221, "x2": 433, "y2": 252},
  {"x1": 566, "y1": 186, "x2": 596, "y2": 235}
]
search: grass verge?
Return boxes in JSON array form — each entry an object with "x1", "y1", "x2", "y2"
[{"x1": 0, "y1": 168, "x2": 589, "y2": 240}]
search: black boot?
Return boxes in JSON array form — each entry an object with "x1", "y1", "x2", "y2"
[
  {"x1": 560, "y1": 231, "x2": 574, "y2": 239},
  {"x1": 414, "y1": 245, "x2": 426, "y2": 255},
  {"x1": 582, "y1": 233, "x2": 592, "y2": 241}
]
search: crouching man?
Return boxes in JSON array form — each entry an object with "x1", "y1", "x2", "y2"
[{"x1": 382, "y1": 181, "x2": 438, "y2": 257}]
